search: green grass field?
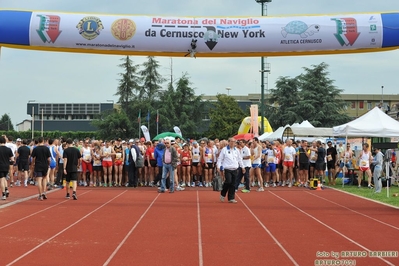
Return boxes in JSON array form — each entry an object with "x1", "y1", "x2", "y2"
[{"x1": 329, "y1": 178, "x2": 399, "y2": 207}]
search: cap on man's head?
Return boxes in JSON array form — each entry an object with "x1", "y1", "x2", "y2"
[
  {"x1": 129, "y1": 139, "x2": 134, "y2": 143},
  {"x1": 193, "y1": 141, "x2": 198, "y2": 144},
  {"x1": 121, "y1": 140, "x2": 126, "y2": 144},
  {"x1": 16, "y1": 138, "x2": 22, "y2": 142}
]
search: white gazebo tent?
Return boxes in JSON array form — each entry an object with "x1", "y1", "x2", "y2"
[
  {"x1": 333, "y1": 107, "x2": 399, "y2": 195},
  {"x1": 259, "y1": 125, "x2": 289, "y2": 141}
]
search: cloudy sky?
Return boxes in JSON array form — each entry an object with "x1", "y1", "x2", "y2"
[{"x1": 1, "y1": 0, "x2": 399, "y2": 128}]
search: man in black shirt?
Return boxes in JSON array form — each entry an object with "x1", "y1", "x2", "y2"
[
  {"x1": 326, "y1": 141, "x2": 338, "y2": 185},
  {"x1": 63, "y1": 138, "x2": 82, "y2": 200},
  {"x1": 16, "y1": 139, "x2": 31, "y2": 187},
  {"x1": 315, "y1": 140, "x2": 326, "y2": 183},
  {"x1": 31, "y1": 137, "x2": 51, "y2": 200},
  {"x1": 0, "y1": 136, "x2": 14, "y2": 200}
]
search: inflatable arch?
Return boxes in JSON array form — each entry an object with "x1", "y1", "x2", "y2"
[
  {"x1": 238, "y1": 116, "x2": 273, "y2": 135},
  {"x1": 1, "y1": 10, "x2": 399, "y2": 57}
]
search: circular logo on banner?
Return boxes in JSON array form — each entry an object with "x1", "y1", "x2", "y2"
[
  {"x1": 76, "y1": 16, "x2": 104, "y2": 40},
  {"x1": 111, "y1": 19, "x2": 136, "y2": 41}
]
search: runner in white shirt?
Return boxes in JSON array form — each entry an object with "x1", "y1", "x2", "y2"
[
  {"x1": 250, "y1": 139, "x2": 264, "y2": 191},
  {"x1": 238, "y1": 140, "x2": 251, "y2": 192},
  {"x1": 282, "y1": 139, "x2": 296, "y2": 187},
  {"x1": 265, "y1": 142, "x2": 278, "y2": 188},
  {"x1": 5, "y1": 136, "x2": 17, "y2": 187},
  {"x1": 358, "y1": 143, "x2": 372, "y2": 188}
]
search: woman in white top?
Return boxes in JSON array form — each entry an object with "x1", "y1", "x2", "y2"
[
  {"x1": 250, "y1": 139, "x2": 264, "y2": 191},
  {"x1": 358, "y1": 143, "x2": 372, "y2": 188},
  {"x1": 101, "y1": 140, "x2": 115, "y2": 187}
]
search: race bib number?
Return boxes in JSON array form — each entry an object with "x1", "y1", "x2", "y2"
[
  {"x1": 327, "y1": 155, "x2": 332, "y2": 161},
  {"x1": 267, "y1": 157, "x2": 274, "y2": 163},
  {"x1": 360, "y1": 160, "x2": 367, "y2": 166},
  {"x1": 285, "y1": 154, "x2": 292, "y2": 161},
  {"x1": 84, "y1": 155, "x2": 90, "y2": 160},
  {"x1": 193, "y1": 155, "x2": 199, "y2": 160},
  {"x1": 116, "y1": 153, "x2": 122, "y2": 159},
  {"x1": 311, "y1": 156, "x2": 317, "y2": 161}
]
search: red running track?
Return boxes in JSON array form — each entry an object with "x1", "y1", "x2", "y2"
[{"x1": 0, "y1": 185, "x2": 398, "y2": 266}]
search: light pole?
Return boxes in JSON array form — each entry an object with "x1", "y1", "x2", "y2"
[
  {"x1": 28, "y1": 100, "x2": 35, "y2": 139},
  {"x1": 7, "y1": 113, "x2": 10, "y2": 131},
  {"x1": 381, "y1": 85, "x2": 384, "y2": 109},
  {"x1": 255, "y1": 0, "x2": 272, "y2": 135},
  {"x1": 226, "y1": 87, "x2": 232, "y2": 95},
  {"x1": 41, "y1": 108, "x2": 44, "y2": 137}
]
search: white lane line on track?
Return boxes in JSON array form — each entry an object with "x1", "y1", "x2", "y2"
[
  {"x1": 103, "y1": 193, "x2": 160, "y2": 266},
  {"x1": 269, "y1": 191, "x2": 396, "y2": 266},
  {"x1": 236, "y1": 195, "x2": 299, "y2": 266},
  {"x1": 197, "y1": 191, "x2": 204, "y2": 266},
  {"x1": 306, "y1": 191, "x2": 399, "y2": 231},
  {"x1": 0, "y1": 190, "x2": 92, "y2": 230},
  {"x1": 0, "y1": 188, "x2": 63, "y2": 210},
  {"x1": 329, "y1": 187, "x2": 399, "y2": 210},
  {"x1": 6, "y1": 190, "x2": 127, "y2": 266}
]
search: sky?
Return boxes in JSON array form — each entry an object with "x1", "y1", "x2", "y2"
[{"x1": 1, "y1": 0, "x2": 399, "y2": 129}]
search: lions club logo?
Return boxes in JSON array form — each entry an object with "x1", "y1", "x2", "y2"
[
  {"x1": 76, "y1": 16, "x2": 104, "y2": 40},
  {"x1": 111, "y1": 19, "x2": 136, "y2": 41}
]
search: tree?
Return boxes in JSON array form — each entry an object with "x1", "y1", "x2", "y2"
[
  {"x1": 114, "y1": 56, "x2": 141, "y2": 115},
  {"x1": 267, "y1": 63, "x2": 350, "y2": 128},
  {"x1": 157, "y1": 74, "x2": 205, "y2": 137},
  {"x1": 206, "y1": 94, "x2": 246, "y2": 139},
  {"x1": 296, "y1": 62, "x2": 350, "y2": 127},
  {"x1": 91, "y1": 109, "x2": 133, "y2": 140},
  {"x1": 139, "y1": 56, "x2": 166, "y2": 101},
  {"x1": 0, "y1": 113, "x2": 14, "y2": 131},
  {"x1": 266, "y1": 76, "x2": 301, "y2": 128}
]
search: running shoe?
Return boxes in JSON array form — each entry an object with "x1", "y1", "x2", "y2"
[
  {"x1": 265, "y1": 183, "x2": 269, "y2": 188},
  {"x1": 5, "y1": 190, "x2": 9, "y2": 197},
  {"x1": 220, "y1": 195, "x2": 225, "y2": 202},
  {"x1": 241, "y1": 189, "x2": 250, "y2": 193},
  {"x1": 65, "y1": 193, "x2": 70, "y2": 199},
  {"x1": 42, "y1": 193, "x2": 48, "y2": 200},
  {"x1": 273, "y1": 183, "x2": 277, "y2": 188},
  {"x1": 257, "y1": 187, "x2": 265, "y2": 192},
  {"x1": 191, "y1": 182, "x2": 195, "y2": 187},
  {"x1": 288, "y1": 182, "x2": 292, "y2": 188},
  {"x1": 38, "y1": 196, "x2": 43, "y2": 201},
  {"x1": 72, "y1": 193, "x2": 78, "y2": 200},
  {"x1": 199, "y1": 182, "x2": 203, "y2": 187},
  {"x1": 228, "y1": 199, "x2": 238, "y2": 203},
  {"x1": 2, "y1": 195, "x2": 6, "y2": 200}
]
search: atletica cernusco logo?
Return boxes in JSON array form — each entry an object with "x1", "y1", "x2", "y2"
[
  {"x1": 76, "y1": 16, "x2": 104, "y2": 40},
  {"x1": 111, "y1": 19, "x2": 136, "y2": 41}
]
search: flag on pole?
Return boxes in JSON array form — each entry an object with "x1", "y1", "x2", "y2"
[
  {"x1": 138, "y1": 109, "x2": 141, "y2": 123},
  {"x1": 146, "y1": 110, "x2": 150, "y2": 122}
]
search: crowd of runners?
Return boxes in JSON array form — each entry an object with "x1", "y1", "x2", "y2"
[{"x1": 1, "y1": 134, "x2": 396, "y2": 201}]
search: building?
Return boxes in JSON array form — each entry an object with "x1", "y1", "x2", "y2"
[
  {"x1": 202, "y1": 93, "x2": 399, "y2": 120},
  {"x1": 26, "y1": 102, "x2": 114, "y2": 132},
  {"x1": 16, "y1": 119, "x2": 32, "y2": 132}
]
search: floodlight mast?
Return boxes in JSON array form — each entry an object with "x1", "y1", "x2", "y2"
[{"x1": 255, "y1": 0, "x2": 272, "y2": 135}]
